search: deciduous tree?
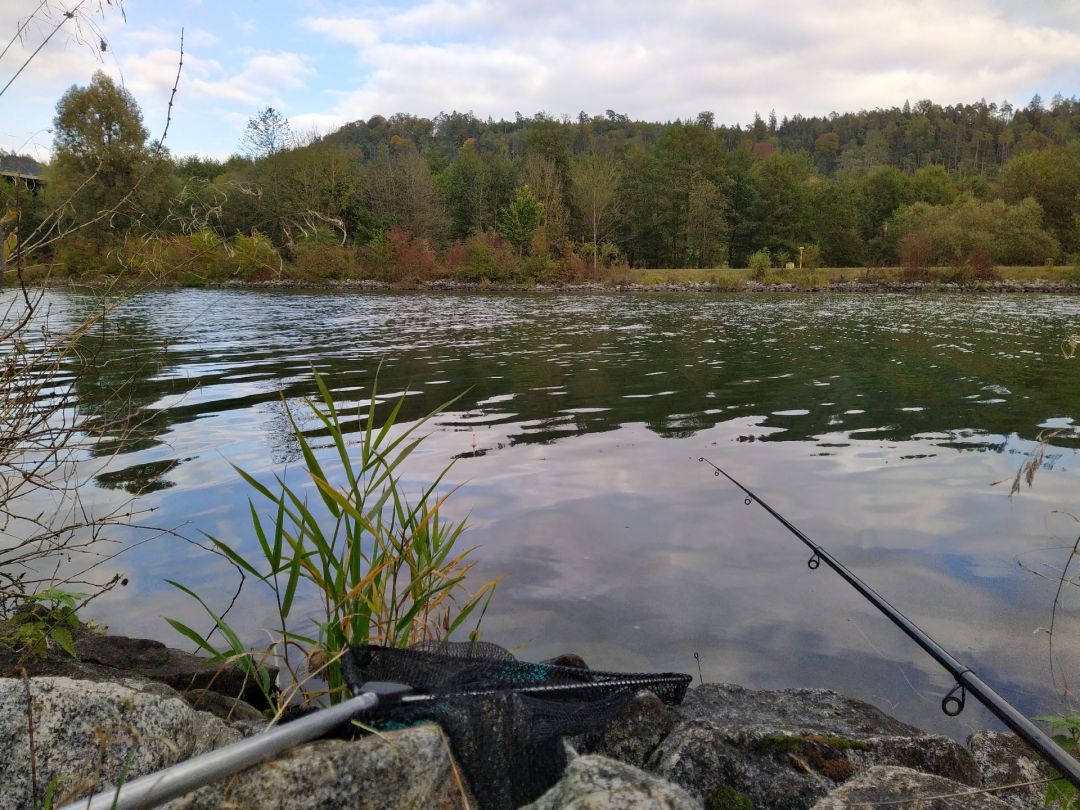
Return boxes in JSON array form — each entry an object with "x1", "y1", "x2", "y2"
[
  {"x1": 241, "y1": 107, "x2": 294, "y2": 159},
  {"x1": 571, "y1": 151, "x2": 621, "y2": 272}
]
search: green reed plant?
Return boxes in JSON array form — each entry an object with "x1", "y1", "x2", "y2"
[{"x1": 166, "y1": 371, "x2": 498, "y2": 707}]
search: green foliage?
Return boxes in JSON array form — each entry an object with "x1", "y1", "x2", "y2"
[
  {"x1": 748, "y1": 248, "x2": 772, "y2": 278},
  {"x1": 52, "y1": 71, "x2": 148, "y2": 172},
  {"x1": 889, "y1": 195, "x2": 1060, "y2": 267},
  {"x1": 860, "y1": 166, "x2": 911, "y2": 252},
  {"x1": 999, "y1": 144, "x2": 1080, "y2": 254},
  {"x1": 499, "y1": 185, "x2": 544, "y2": 253},
  {"x1": 240, "y1": 107, "x2": 293, "y2": 159},
  {"x1": 48, "y1": 70, "x2": 172, "y2": 246},
  {"x1": 705, "y1": 785, "x2": 754, "y2": 810},
  {"x1": 909, "y1": 165, "x2": 959, "y2": 206},
  {"x1": 166, "y1": 371, "x2": 498, "y2": 706},
  {"x1": 361, "y1": 229, "x2": 437, "y2": 282},
  {"x1": 0, "y1": 589, "x2": 86, "y2": 659},
  {"x1": 23, "y1": 78, "x2": 1080, "y2": 277},
  {"x1": 1033, "y1": 714, "x2": 1080, "y2": 808},
  {"x1": 456, "y1": 234, "x2": 500, "y2": 281},
  {"x1": 801, "y1": 244, "x2": 822, "y2": 270},
  {"x1": 289, "y1": 242, "x2": 358, "y2": 281},
  {"x1": 229, "y1": 232, "x2": 281, "y2": 281},
  {"x1": 747, "y1": 152, "x2": 813, "y2": 260},
  {"x1": 439, "y1": 143, "x2": 491, "y2": 239}
]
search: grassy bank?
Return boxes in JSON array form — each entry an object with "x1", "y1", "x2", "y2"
[
  {"x1": 7, "y1": 230, "x2": 1079, "y2": 291},
  {"x1": 617, "y1": 264, "x2": 1080, "y2": 289}
]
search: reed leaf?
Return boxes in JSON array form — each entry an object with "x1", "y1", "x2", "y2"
[{"x1": 166, "y1": 370, "x2": 498, "y2": 707}]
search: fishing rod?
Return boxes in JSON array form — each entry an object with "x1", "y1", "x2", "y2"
[
  {"x1": 61, "y1": 672, "x2": 691, "y2": 810},
  {"x1": 700, "y1": 456, "x2": 1080, "y2": 790}
]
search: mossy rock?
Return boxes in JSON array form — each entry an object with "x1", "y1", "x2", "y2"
[{"x1": 705, "y1": 784, "x2": 754, "y2": 810}]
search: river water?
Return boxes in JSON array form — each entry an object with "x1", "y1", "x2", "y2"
[{"x1": 15, "y1": 288, "x2": 1080, "y2": 737}]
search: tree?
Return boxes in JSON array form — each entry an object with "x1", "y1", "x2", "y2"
[
  {"x1": 646, "y1": 121, "x2": 727, "y2": 267},
  {"x1": 522, "y1": 154, "x2": 568, "y2": 249},
  {"x1": 813, "y1": 132, "x2": 840, "y2": 174},
  {"x1": 499, "y1": 185, "x2": 544, "y2": 254},
  {"x1": 807, "y1": 177, "x2": 865, "y2": 267},
  {"x1": 363, "y1": 143, "x2": 447, "y2": 242},
  {"x1": 241, "y1": 107, "x2": 294, "y2": 159},
  {"x1": 999, "y1": 144, "x2": 1080, "y2": 254},
  {"x1": 746, "y1": 152, "x2": 814, "y2": 261},
  {"x1": 49, "y1": 70, "x2": 167, "y2": 243},
  {"x1": 888, "y1": 195, "x2": 1059, "y2": 266},
  {"x1": 686, "y1": 175, "x2": 726, "y2": 268},
  {"x1": 909, "y1": 164, "x2": 958, "y2": 206},
  {"x1": 859, "y1": 166, "x2": 910, "y2": 256},
  {"x1": 439, "y1": 142, "x2": 489, "y2": 239},
  {"x1": 571, "y1": 151, "x2": 621, "y2": 273}
]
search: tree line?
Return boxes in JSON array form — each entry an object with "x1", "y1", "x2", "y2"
[{"x1": 3, "y1": 72, "x2": 1079, "y2": 284}]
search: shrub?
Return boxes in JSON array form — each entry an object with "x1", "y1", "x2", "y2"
[
  {"x1": 453, "y1": 233, "x2": 518, "y2": 282},
  {"x1": 440, "y1": 239, "x2": 469, "y2": 277},
  {"x1": 288, "y1": 243, "x2": 358, "y2": 281},
  {"x1": 898, "y1": 232, "x2": 933, "y2": 281},
  {"x1": 748, "y1": 248, "x2": 771, "y2": 279},
  {"x1": 166, "y1": 372, "x2": 498, "y2": 708},
  {"x1": 51, "y1": 236, "x2": 120, "y2": 277},
  {"x1": 361, "y1": 228, "x2": 436, "y2": 283},
  {"x1": 230, "y1": 232, "x2": 282, "y2": 281},
  {"x1": 946, "y1": 249, "x2": 1000, "y2": 283}
]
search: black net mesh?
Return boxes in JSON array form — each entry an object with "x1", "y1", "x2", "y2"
[{"x1": 342, "y1": 642, "x2": 691, "y2": 809}]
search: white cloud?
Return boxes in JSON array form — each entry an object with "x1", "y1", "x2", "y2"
[
  {"x1": 297, "y1": 0, "x2": 1080, "y2": 125},
  {"x1": 3, "y1": 0, "x2": 1079, "y2": 158},
  {"x1": 186, "y1": 50, "x2": 314, "y2": 107}
]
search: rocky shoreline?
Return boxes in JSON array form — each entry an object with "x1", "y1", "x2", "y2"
[
  {"x1": 1, "y1": 627, "x2": 1057, "y2": 809},
  {"x1": 42, "y1": 276, "x2": 1080, "y2": 295}
]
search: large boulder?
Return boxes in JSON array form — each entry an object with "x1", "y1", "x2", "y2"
[
  {"x1": 967, "y1": 730, "x2": 1055, "y2": 809},
  {"x1": 582, "y1": 689, "x2": 675, "y2": 769},
  {"x1": 1, "y1": 676, "x2": 472, "y2": 810},
  {"x1": 0, "y1": 612, "x2": 275, "y2": 714},
  {"x1": 162, "y1": 724, "x2": 473, "y2": 809},
  {"x1": 524, "y1": 754, "x2": 702, "y2": 810},
  {"x1": 0, "y1": 676, "x2": 241, "y2": 810},
  {"x1": 648, "y1": 684, "x2": 980, "y2": 810},
  {"x1": 812, "y1": 765, "x2": 1012, "y2": 809}
]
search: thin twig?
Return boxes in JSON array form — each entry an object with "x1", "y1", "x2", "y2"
[
  {"x1": 1048, "y1": 533, "x2": 1080, "y2": 700},
  {"x1": 0, "y1": 0, "x2": 91, "y2": 99},
  {"x1": 155, "y1": 28, "x2": 184, "y2": 155}
]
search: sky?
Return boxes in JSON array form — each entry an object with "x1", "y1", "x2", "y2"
[{"x1": 1, "y1": 0, "x2": 1078, "y2": 161}]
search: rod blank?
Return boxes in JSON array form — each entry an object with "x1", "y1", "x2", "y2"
[{"x1": 701, "y1": 457, "x2": 1080, "y2": 791}]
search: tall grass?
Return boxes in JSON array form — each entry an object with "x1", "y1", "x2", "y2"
[{"x1": 166, "y1": 371, "x2": 498, "y2": 708}]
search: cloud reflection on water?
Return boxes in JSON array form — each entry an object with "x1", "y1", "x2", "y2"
[{"x1": 15, "y1": 288, "x2": 1080, "y2": 739}]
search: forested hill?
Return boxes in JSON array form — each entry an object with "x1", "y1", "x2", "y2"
[
  {"x1": 323, "y1": 96, "x2": 1079, "y2": 176},
  {"x1": 6, "y1": 78, "x2": 1080, "y2": 279}
]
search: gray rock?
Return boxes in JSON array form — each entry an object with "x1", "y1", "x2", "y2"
[
  {"x1": 671, "y1": 683, "x2": 920, "y2": 736},
  {"x1": 543, "y1": 653, "x2": 590, "y2": 669},
  {"x1": 811, "y1": 765, "x2": 1012, "y2": 809},
  {"x1": 649, "y1": 684, "x2": 979, "y2": 810},
  {"x1": 182, "y1": 688, "x2": 266, "y2": 722},
  {"x1": 0, "y1": 676, "x2": 241, "y2": 810},
  {"x1": 161, "y1": 724, "x2": 474, "y2": 810},
  {"x1": 585, "y1": 689, "x2": 674, "y2": 768},
  {"x1": 524, "y1": 754, "x2": 702, "y2": 810},
  {"x1": 0, "y1": 614, "x2": 275, "y2": 712},
  {"x1": 968, "y1": 730, "x2": 1054, "y2": 809}
]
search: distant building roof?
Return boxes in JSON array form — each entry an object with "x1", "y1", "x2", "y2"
[{"x1": 0, "y1": 169, "x2": 43, "y2": 182}]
